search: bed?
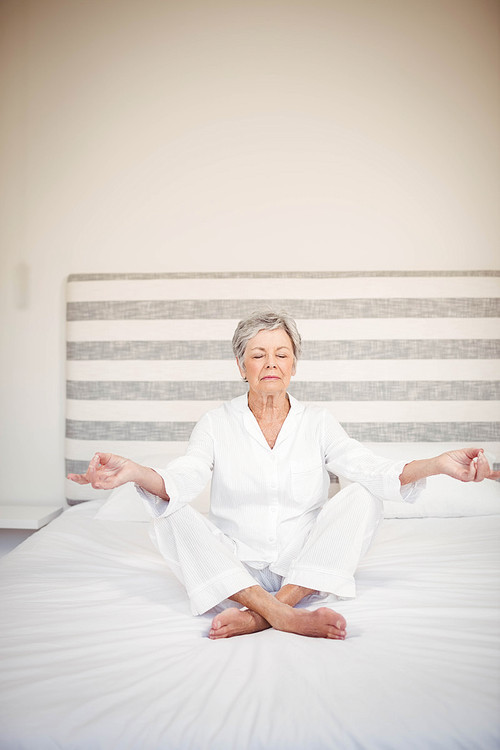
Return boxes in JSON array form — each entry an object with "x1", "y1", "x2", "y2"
[{"x1": 1, "y1": 271, "x2": 499, "y2": 750}]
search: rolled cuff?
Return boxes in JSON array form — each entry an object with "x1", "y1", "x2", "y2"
[
  {"x1": 387, "y1": 460, "x2": 427, "y2": 504},
  {"x1": 188, "y1": 568, "x2": 257, "y2": 615},
  {"x1": 400, "y1": 476, "x2": 427, "y2": 504},
  {"x1": 284, "y1": 566, "x2": 356, "y2": 599},
  {"x1": 135, "y1": 468, "x2": 182, "y2": 519}
]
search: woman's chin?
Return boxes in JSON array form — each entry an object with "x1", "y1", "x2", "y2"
[{"x1": 253, "y1": 380, "x2": 289, "y2": 394}]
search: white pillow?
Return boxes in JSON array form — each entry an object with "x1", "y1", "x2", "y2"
[
  {"x1": 96, "y1": 481, "x2": 212, "y2": 521},
  {"x1": 383, "y1": 473, "x2": 500, "y2": 518},
  {"x1": 361, "y1": 443, "x2": 500, "y2": 518},
  {"x1": 94, "y1": 453, "x2": 211, "y2": 522},
  {"x1": 95, "y1": 482, "x2": 153, "y2": 522}
]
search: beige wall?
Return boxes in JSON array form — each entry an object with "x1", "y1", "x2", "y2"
[{"x1": 1, "y1": 0, "x2": 499, "y2": 504}]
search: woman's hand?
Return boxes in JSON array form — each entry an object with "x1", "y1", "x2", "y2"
[
  {"x1": 437, "y1": 448, "x2": 500, "y2": 483},
  {"x1": 400, "y1": 447, "x2": 500, "y2": 485},
  {"x1": 67, "y1": 453, "x2": 170, "y2": 500},
  {"x1": 67, "y1": 453, "x2": 140, "y2": 490}
]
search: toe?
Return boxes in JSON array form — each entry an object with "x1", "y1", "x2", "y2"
[
  {"x1": 336, "y1": 615, "x2": 347, "y2": 629},
  {"x1": 210, "y1": 625, "x2": 231, "y2": 639},
  {"x1": 327, "y1": 628, "x2": 345, "y2": 640}
]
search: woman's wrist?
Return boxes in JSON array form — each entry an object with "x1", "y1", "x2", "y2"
[
  {"x1": 123, "y1": 458, "x2": 144, "y2": 485},
  {"x1": 133, "y1": 463, "x2": 169, "y2": 500},
  {"x1": 399, "y1": 456, "x2": 442, "y2": 485}
]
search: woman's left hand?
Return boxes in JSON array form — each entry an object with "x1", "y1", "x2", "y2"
[{"x1": 438, "y1": 448, "x2": 500, "y2": 483}]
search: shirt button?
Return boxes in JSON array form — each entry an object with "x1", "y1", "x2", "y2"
[{"x1": 268, "y1": 537, "x2": 276, "y2": 543}]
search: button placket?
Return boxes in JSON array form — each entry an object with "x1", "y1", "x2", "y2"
[{"x1": 267, "y1": 452, "x2": 279, "y2": 545}]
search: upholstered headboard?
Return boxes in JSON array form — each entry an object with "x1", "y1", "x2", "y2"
[{"x1": 65, "y1": 272, "x2": 500, "y2": 504}]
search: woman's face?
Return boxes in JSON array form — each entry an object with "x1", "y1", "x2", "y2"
[{"x1": 237, "y1": 327, "x2": 296, "y2": 395}]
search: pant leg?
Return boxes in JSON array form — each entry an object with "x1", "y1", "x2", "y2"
[
  {"x1": 151, "y1": 505, "x2": 258, "y2": 615},
  {"x1": 278, "y1": 483, "x2": 384, "y2": 598}
]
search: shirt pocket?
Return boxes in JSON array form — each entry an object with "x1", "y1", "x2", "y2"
[{"x1": 290, "y1": 461, "x2": 326, "y2": 505}]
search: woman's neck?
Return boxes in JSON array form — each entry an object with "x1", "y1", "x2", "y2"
[{"x1": 247, "y1": 391, "x2": 290, "y2": 422}]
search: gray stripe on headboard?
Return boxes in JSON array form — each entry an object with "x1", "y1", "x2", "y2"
[
  {"x1": 66, "y1": 459, "x2": 100, "y2": 475},
  {"x1": 67, "y1": 381, "x2": 247, "y2": 400},
  {"x1": 67, "y1": 298, "x2": 500, "y2": 321},
  {"x1": 67, "y1": 380, "x2": 499, "y2": 401},
  {"x1": 344, "y1": 422, "x2": 500, "y2": 442},
  {"x1": 66, "y1": 419, "x2": 499, "y2": 443},
  {"x1": 290, "y1": 382, "x2": 500, "y2": 401},
  {"x1": 66, "y1": 419, "x2": 196, "y2": 441},
  {"x1": 68, "y1": 341, "x2": 234, "y2": 360},
  {"x1": 67, "y1": 339, "x2": 500, "y2": 361},
  {"x1": 68, "y1": 271, "x2": 500, "y2": 281}
]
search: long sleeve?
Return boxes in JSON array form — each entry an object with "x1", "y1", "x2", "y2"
[
  {"x1": 322, "y1": 411, "x2": 426, "y2": 503},
  {"x1": 136, "y1": 413, "x2": 214, "y2": 518}
]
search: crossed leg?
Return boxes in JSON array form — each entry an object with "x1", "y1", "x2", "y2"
[
  {"x1": 209, "y1": 583, "x2": 347, "y2": 640},
  {"x1": 208, "y1": 484, "x2": 382, "y2": 640},
  {"x1": 150, "y1": 483, "x2": 381, "y2": 641}
]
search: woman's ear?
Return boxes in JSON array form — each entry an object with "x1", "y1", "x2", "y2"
[{"x1": 236, "y1": 358, "x2": 246, "y2": 380}]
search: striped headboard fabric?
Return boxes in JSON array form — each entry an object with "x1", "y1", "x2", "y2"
[{"x1": 65, "y1": 271, "x2": 500, "y2": 504}]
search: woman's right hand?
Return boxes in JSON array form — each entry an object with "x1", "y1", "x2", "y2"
[{"x1": 67, "y1": 453, "x2": 139, "y2": 491}]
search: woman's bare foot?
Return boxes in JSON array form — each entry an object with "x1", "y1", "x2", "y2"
[
  {"x1": 209, "y1": 607, "x2": 270, "y2": 639},
  {"x1": 276, "y1": 606, "x2": 347, "y2": 639},
  {"x1": 208, "y1": 586, "x2": 347, "y2": 640},
  {"x1": 209, "y1": 604, "x2": 346, "y2": 640}
]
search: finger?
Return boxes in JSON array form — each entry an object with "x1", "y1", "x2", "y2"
[
  {"x1": 474, "y1": 451, "x2": 489, "y2": 482},
  {"x1": 88, "y1": 453, "x2": 101, "y2": 480},
  {"x1": 67, "y1": 473, "x2": 90, "y2": 485},
  {"x1": 464, "y1": 458, "x2": 477, "y2": 482},
  {"x1": 95, "y1": 474, "x2": 118, "y2": 489},
  {"x1": 97, "y1": 453, "x2": 112, "y2": 466},
  {"x1": 89, "y1": 467, "x2": 124, "y2": 490},
  {"x1": 462, "y1": 447, "x2": 481, "y2": 461}
]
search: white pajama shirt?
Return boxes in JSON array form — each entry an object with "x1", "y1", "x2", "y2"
[{"x1": 139, "y1": 394, "x2": 425, "y2": 613}]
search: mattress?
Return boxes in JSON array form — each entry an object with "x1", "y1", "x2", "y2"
[
  {"x1": 2, "y1": 269, "x2": 498, "y2": 749},
  {"x1": 1, "y1": 501, "x2": 499, "y2": 750}
]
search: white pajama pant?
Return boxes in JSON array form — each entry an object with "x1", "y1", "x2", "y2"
[{"x1": 151, "y1": 483, "x2": 383, "y2": 615}]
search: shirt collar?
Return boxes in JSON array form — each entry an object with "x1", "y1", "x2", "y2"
[{"x1": 231, "y1": 392, "x2": 304, "y2": 451}]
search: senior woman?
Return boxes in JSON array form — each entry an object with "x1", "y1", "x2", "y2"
[{"x1": 69, "y1": 310, "x2": 499, "y2": 640}]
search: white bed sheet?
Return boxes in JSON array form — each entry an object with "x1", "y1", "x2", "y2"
[{"x1": 1, "y1": 501, "x2": 499, "y2": 750}]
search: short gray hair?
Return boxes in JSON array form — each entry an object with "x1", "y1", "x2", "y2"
[{"x1": 231, "y1": 309, "x2": 302, "y2": 367}]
